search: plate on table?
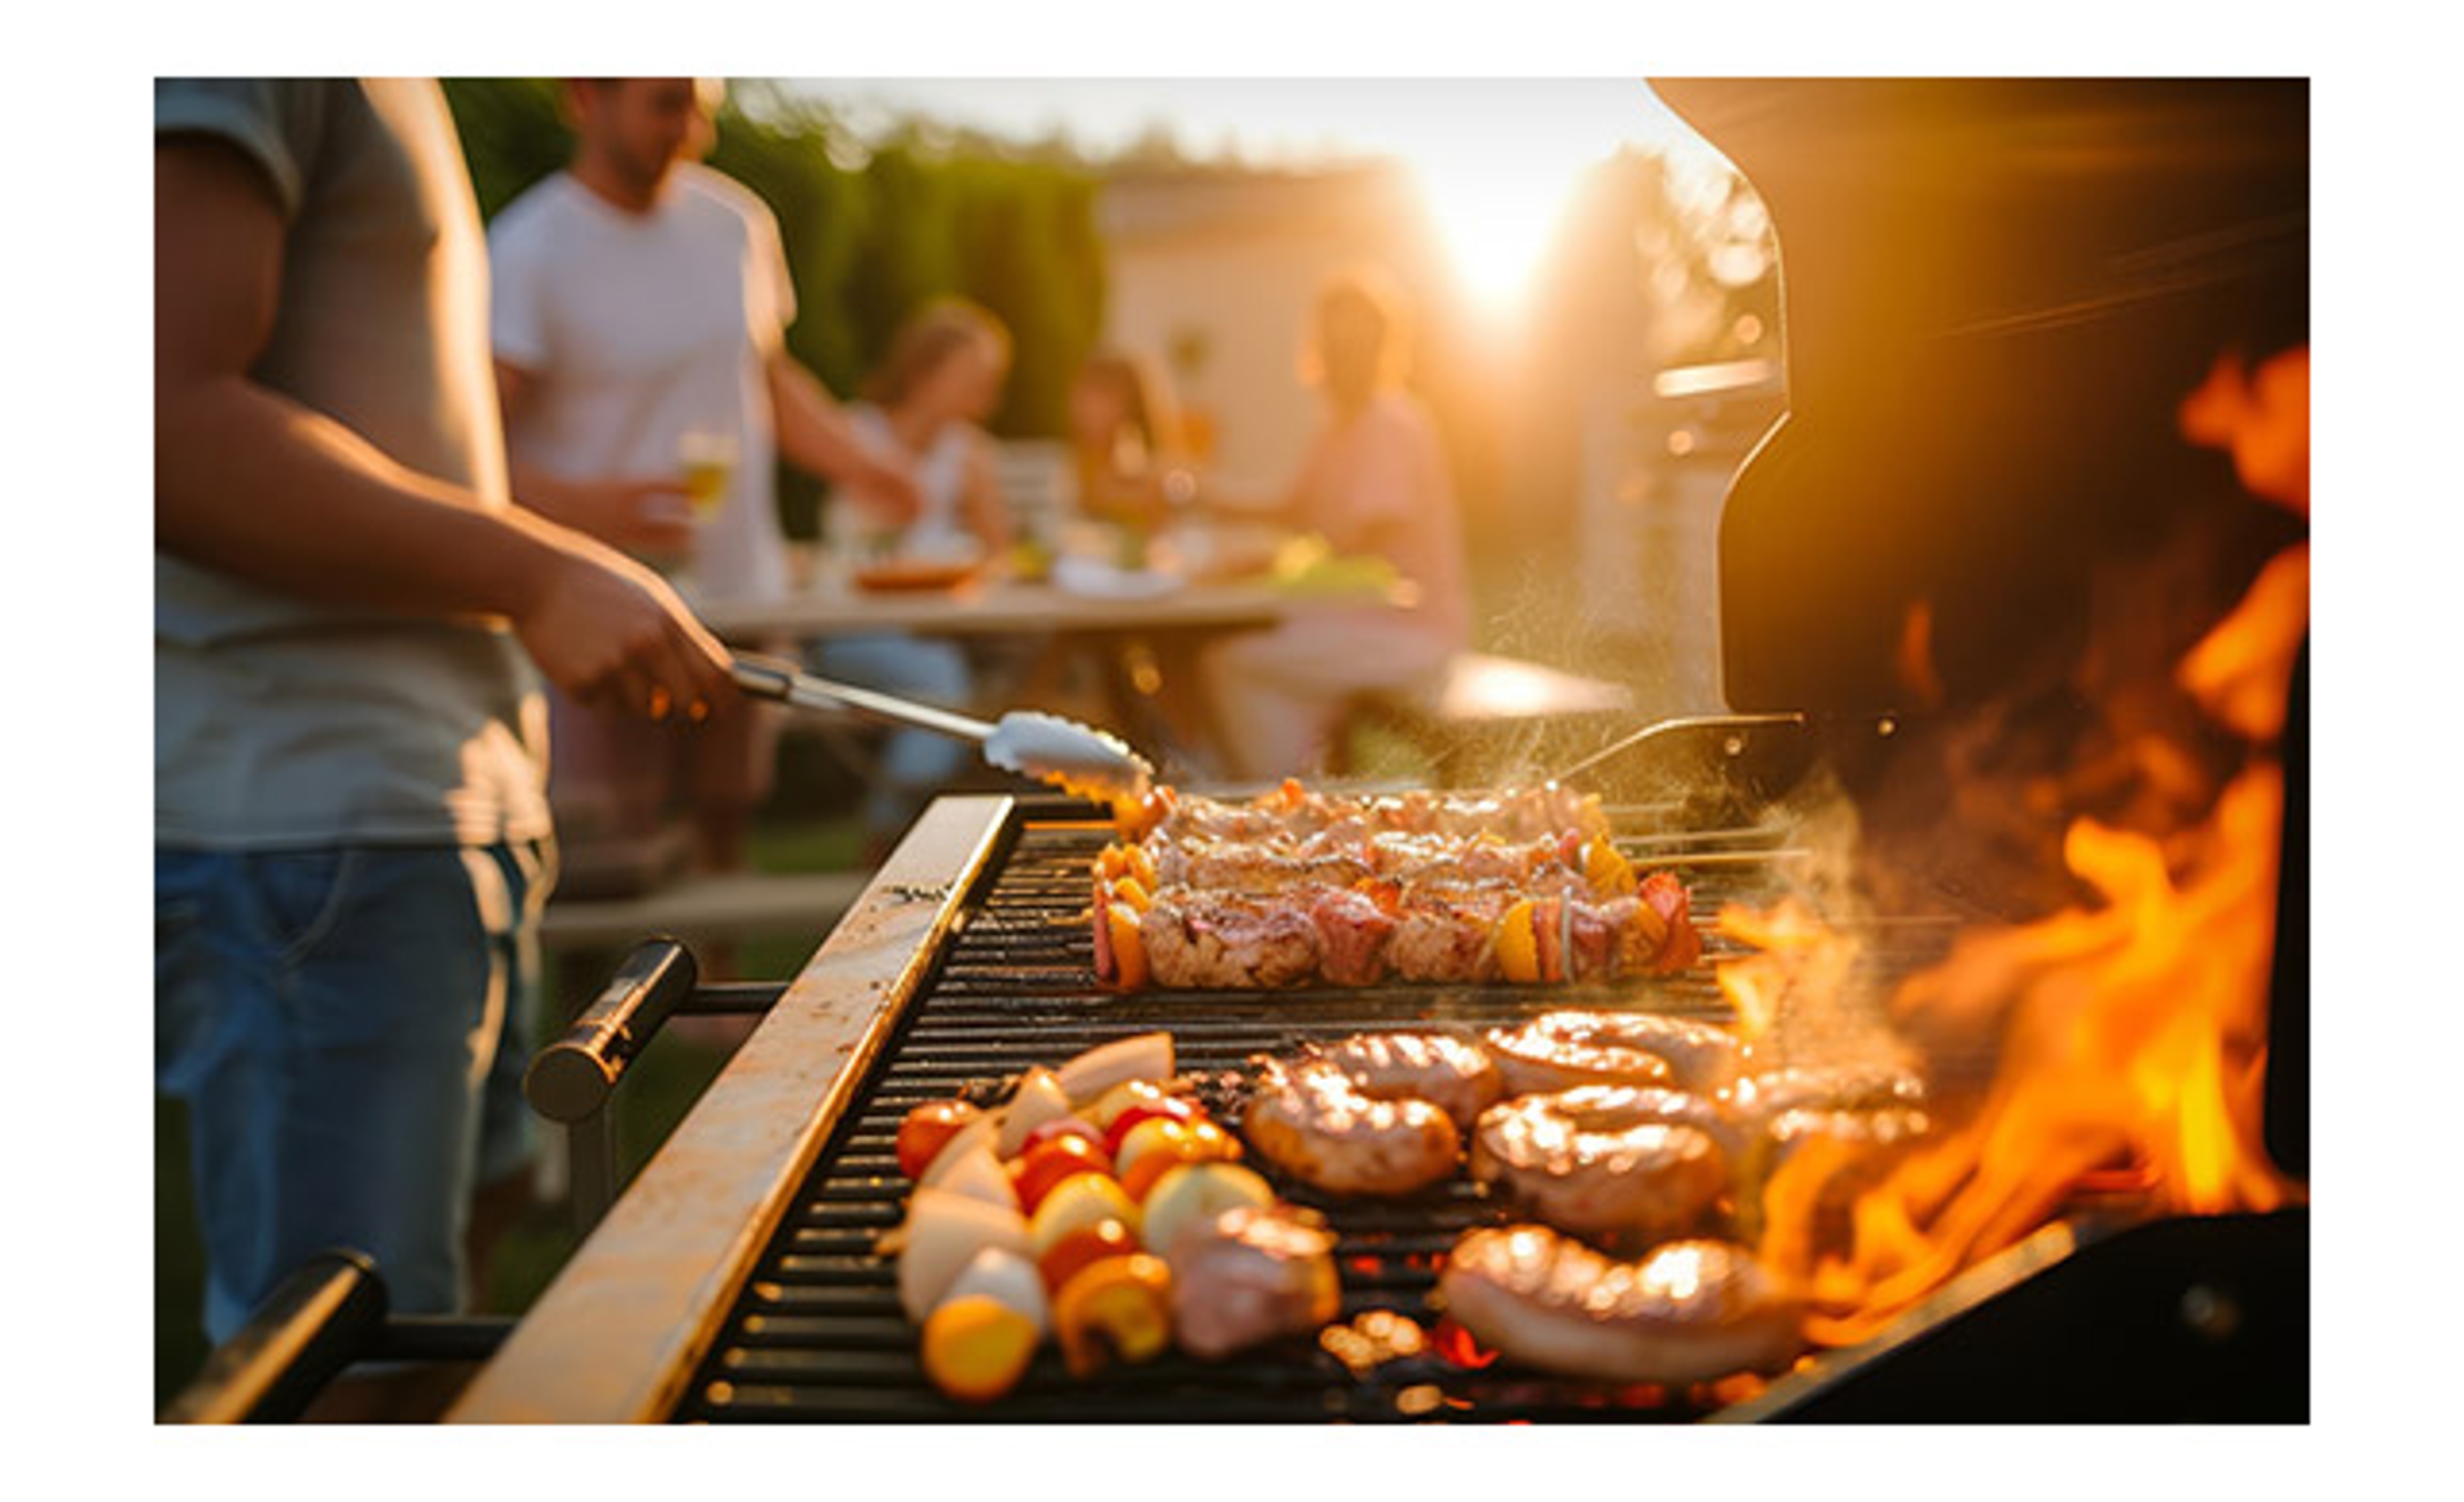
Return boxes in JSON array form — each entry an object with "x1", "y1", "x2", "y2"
[
  {"x1": 852, "y1": 558, "x2": 985, "y2": 593},
  {"x1": 1051, "y1": 555, "x2": 1181, "y2": 600}
]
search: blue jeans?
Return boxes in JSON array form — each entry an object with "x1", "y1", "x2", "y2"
[{"x1": 155, "y1": 840, "x2": 552, "y2": 1342}]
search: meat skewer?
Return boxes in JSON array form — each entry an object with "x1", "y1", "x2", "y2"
[{"x1": 1091, "y1": 781, "x2": 1702, "y2": 992}]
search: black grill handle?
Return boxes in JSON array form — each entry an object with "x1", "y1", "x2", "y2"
[
  {"x1": 525, "y1": 937, "x2": 700, "y2": 1124},
  {"x1": 158, "y1": 1248, "x2": 388, "y2": 1424}
]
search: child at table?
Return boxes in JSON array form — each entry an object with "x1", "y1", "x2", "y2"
[{"x1": 813, "y1": 300, "x2": 1016, "y2": 854}]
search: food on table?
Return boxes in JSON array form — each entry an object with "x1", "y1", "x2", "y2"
[
  {"x1": 1244, "y1": 1052, "x2": 1462, "y2": 1198},
  {"x1": 1163, "y1": 1204, "x2": 1342, "y2": 1361},
  {"x1": 1091, "y1": 780, "x2": 1701, "y2": 992},
  {"x1": 1438, "y1": 1225, "x2": 1805, "y2": 1385},
  {"x1": 1484, "y1": 1009, "x2": 1744, "y2": 1097},
  {"x1": 1468, "y1": 1086, "x2": 1731, "y2": 1242}
]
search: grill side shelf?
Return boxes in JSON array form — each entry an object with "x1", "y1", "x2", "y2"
[{"x1": 447, "y1": 796, "x2": 1020, "y2": 1424}]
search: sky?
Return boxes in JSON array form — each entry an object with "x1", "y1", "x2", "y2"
[
  {"x1": 778, "y1": 78, "x2": 1720, "y2": 313},
  {"x1": 785, "y1": 76, "x2": 1700, "y2": 168}
]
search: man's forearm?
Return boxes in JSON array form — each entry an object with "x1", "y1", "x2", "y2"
[
  {"x1": 157, "y1": 372, "x2": 566, "y2": 622},
  {"x1": 768, "y1": 356, "x2": 875, "y2": 483}
]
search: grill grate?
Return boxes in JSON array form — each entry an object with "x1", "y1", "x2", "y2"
[{"x1": 677, "y1": 815, "x2": 1958, "y2": 1422}]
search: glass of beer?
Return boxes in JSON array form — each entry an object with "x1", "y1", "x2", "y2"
[{"x1": 678, "y1": 429, "x2": 737, "y2": 514}]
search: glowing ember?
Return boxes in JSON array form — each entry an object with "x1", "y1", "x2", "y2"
[
  {"x1": 1319, "y1": 1308, "x2": 1431, "y2": 1378},
  {"x1": 1429, "y1": 1316, "x2": 1502, "y2": 1370}
]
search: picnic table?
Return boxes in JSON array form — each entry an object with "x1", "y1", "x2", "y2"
[{"x1": 687, "y1": 573, "x2": 1334, "y2": 779}]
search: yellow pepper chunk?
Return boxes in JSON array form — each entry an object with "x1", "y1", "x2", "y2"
[
  {"x1": 1051, "y1": 1254, "x2": 1174, "y2": 1377},
  {"x1": 1106, "y1": 906, "x2": 1149, "y2": 990},
  {"x1": 1495, "y1": 898, "x2": 1539, "y2": 983},
  {"x1": 921, "y1": 1293, "x2": 1040, "y2": 1404},
  {"x1": 1584, "y1": 839, "x2": 1638, "y2": 897}
]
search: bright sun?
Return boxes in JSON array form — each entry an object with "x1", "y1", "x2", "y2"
[{"x1": 1407, "y1": 149, "x2": 1600, "y2": 318}]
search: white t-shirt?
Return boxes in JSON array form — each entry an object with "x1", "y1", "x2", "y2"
[
  {"x1": 155, "y1": 77, "x2": 551, "y2": 850},
  {"x1": 488, "y1": 164, "x2": 796, "y2": 599}
]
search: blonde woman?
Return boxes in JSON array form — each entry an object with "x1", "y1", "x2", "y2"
[
  {"x1": 828, "y1": 297, "x2": 1014, "y2": 562},
  {"x1": 815, "y1": 298, "x2": 1014, "y2": 850},
  {"x1": 1202, "y1": 266, "x2": 1471, "y2": 779},
  {"x1": 1066, "y1": 346, "x2": 1196, "y2": 529}
]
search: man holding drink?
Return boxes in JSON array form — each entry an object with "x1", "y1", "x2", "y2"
[{"x1": 489, "y1": 77, "x2": 918, "y2": 883}]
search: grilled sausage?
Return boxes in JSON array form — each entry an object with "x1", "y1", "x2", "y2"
[
  {"x1": 1243, "y1": 1054, "x2": 1461, "y2": 1197},
  {"x1": 1321, "y1": 1031, "x2": 1505, "y2": 1128},
  {"x1": 1439, "y1": 1225, "x2": 1804, "y2": 1385},
  {"x1": 1469, "y1": 1085, "x2": 1730, "y2": 1241}
]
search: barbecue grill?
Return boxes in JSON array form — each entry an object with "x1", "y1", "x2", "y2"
[
  {"x1": 441, "y1": 788, "x2": 2300, "y2": 1422},
  {"x1": 430, "y1": 77, "x2": 2310, "y2": 1424}
]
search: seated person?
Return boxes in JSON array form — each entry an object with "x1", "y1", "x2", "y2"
[
  {"x1": 1066, "y1": 347, "x2": 1199, "y2": 531},
  {"x1": 1201, "y1": 266, "x2": 1472, "y2": 780},
  {"x1": 814, "y1": 299, "x2": 1015, "y2": 850},
  {"x1": 826, "y1": 297, "x2": 1014, "y2": 564}
]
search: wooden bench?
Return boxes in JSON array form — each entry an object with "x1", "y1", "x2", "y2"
[
  {"x1": 1348, "y1": 652, "x2": 1638, "y2": 786},
  {"x1": 540, "y1": 868, "x2": 869, "y2": 951}
]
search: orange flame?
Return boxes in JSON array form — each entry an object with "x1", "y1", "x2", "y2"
[{"x1": 1747, "y1": 346, "x2": 2309, "y2": 1346}]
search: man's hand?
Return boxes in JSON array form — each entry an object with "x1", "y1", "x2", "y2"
[
  {"x1": 157, "y1": 132, "x2": 739, "y2": 732},
  {"x1": 510, "y1": 529, "x2": 739, "y2": 722}
]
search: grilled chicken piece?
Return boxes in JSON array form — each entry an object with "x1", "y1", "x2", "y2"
[
  {"x1": 1141, "y1": 893, "x2": 1318, "y2": 988},
  {"x1": 1469, "y1": 1086, "x2": 1730, "y2": 1241},
  {"x1": 1244, "y1": 1054, "x2": 1460, "y2": 1197},
  {"x1": 1163, "y1": 1204, "x2": 1342, "y2": 1361},
  {"x1": 1387, "y1": 896, "x2": 1507, "y2": 983},
  {"x1": 1305, "y1": 888, "x2": 1396, "y2": 987},
  {"x1": 1439, "y1": 1227, "x2": 1804, "y2": 1385}
]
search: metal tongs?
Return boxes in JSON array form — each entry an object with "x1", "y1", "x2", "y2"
[{"x1": 728, "y1": 653, "x2": 1154, "y2": 804}]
